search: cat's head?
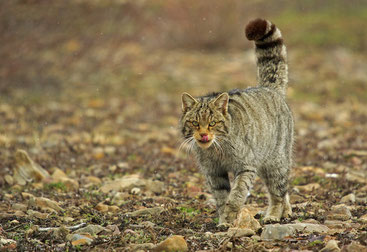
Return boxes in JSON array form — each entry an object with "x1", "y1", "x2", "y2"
[{"x1": 180, "y1": 92, "x2": 230, "y2": 149}]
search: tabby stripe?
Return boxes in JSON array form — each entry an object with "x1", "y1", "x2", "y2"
[
  {"x1": 256, "y1": 38, "x2": 283, "y2": 50},
  {"x1": 259, "y1": 23, "x2": 276, "y2": 41},
  {"x1": 257, "y1": 56, "x2": 284, "y2": 66}
]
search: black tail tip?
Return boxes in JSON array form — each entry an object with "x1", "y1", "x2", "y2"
[{"x1": 245, "y1": 18, "x2": 269, "y2": 41}]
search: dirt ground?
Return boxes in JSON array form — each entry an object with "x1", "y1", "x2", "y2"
[{"x1": 1, "y1": 1, "x2": 367, "y2": 251}]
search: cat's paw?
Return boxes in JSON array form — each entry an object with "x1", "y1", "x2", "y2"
[{"x1": 262, "y1": 215, "x2": 280, "y2": 224}]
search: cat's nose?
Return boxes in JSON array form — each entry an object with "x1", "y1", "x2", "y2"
[{"x1": 200, "y1": 133, "x2": 209, "y2": 142}]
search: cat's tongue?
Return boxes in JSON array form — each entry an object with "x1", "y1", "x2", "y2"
[{"x1": 201, "y1": 135, "x2": 209, "y2": 143}]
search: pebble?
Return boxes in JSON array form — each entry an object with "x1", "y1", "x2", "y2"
[
  {"x1": 131, "y1": 187, "x2": 141, "y2": 195},
  {"x1": 295, "y1": 183, "x2": 321, "y2": 192},
  {"x1": 340, "y1": 193, "x2": 356, "y2": 204},
  {"x1": 341, "y1": 241, "x2": 367, "y2": 252},
  {"x1": 233, "y1": 208, "x2": 261, "y2": 232},
  {"x1": 215, "y1": 228, "x2": 255, "y2": 238},
  {"x1": 95, "y1": 202, "x2": 109, "y2": 212},
  {"x1": 27, "y1": 210, "x2": 49, "y2": 219},
  {"x1": 126, "y1": 207, "x2": 165, "y2": 217},
  {"x1": 30, "y1": 196, "x2": 64, "y2": 213},
  {"x1": 328, "y1": 204, "x2": 352, "y2": 221},
  {"x1": 12, "y1": 203, "x2": 28, "y2": 212},
  {"x1": 86, "y1": 176, "x2": 102, "y2": 185},
  {"x1": 153, "y1": 235, "x2": 188, "y2": 252},
  {"x1": 359, "y1": 214, "x2": 367, "y2": 224},
  {"x1": 320, "y1": 239, "x2": 340, "y2": 252},
  {"x1": 261, "y1": 223, "x2": 329, "y2": 240},
  {"x1": 13, "y1": 149, "x2": 50, "y2": 185},
  {"x1": 67, "y1": 233, "x2": 93, "y2": 246},
  {"x1": 4, "y1": 175, "x2": 14, "y2": 185},
  {"x1": 74, "y1": 224, "x2": 106, "y2": 236}
]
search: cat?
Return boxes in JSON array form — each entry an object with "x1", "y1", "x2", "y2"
[{"x1": 179, "y1": 18, "x2": 294, "y2": 224}]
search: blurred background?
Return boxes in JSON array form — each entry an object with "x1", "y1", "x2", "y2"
[{"x1": 1, "y1": 0, "x2": 367, "y2": 250}]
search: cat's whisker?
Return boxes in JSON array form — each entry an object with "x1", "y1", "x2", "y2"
[{"x1": 179, "y1": 137, "x2": 195, "y2": 153}]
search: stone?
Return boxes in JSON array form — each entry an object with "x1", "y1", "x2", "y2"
[
  {"x1": 340, "y1": 193, "x2": 356, "y2": 204},
  {"x1": 341, "y1": 241, "x2": 367, "y2": 252},
  {"x1": 74, "y1": 224, "x2": 106, "y2": 236},
  {"x1": 95, "y1": 202, "x2": 109, "y2": 212},
  {"x1": 100, "y1": 175, "x2": 144, "y2": 193},
  {"x1": 233, "y1": 208, "x2": 261, "y2": 232},
  {"x1": 131, "y1": 187, "x2": 141, "y2": 195},
  {"x1": 112, "y1": 192, "x2": 130, "y2": 205},
  {"x1": 359, "y1": 213, "x2": 367, "y2": 223},
  {"x1": 145, "y1": 180, "x2": 164, "y2": 194},
  {"x1": 68, "y1": 234, "x2": 93, "y2": 246},
  {"x1": 51, "y1": 168, "x2": 79, "y2": 191},
  {"x1": 0, "y1": 238, "x2": 16, "y2": 250},
  {"x1": 12, "y1": 203, "x2": 27, "y2": 212},
  {"x1": 130, "y1": 243, "x2": 155, "y2": 251},
  {"x1": 13, "y1": 149, "x2": 50, "y2": 185},
  {"x1": 29, "y1": 196, "x2": 64, "y2": 213},
  {"x1": 320, "y1": 239, "x2": 340, "y2": 252},
  {"x1": 295, "y1": 183, "x2": 321, "y2": 192},
  {"x1": 261, "y1": 223, "x2": 329, "y2": 240},
  {"x1": 227, "y1": 228, "x2": 255, "y2": 237},
  {"x1": 126, "y1": 207, "x2": 164, "y2": 217},
  {"x1": 106, "y1": 225, "x2": 121, "y2": 235},
  {"x1": 153, "y1": 235, "x2": 188, "y2": 252},
  {"x1": 4, "y1": 175, "x2": 14, "y2": 186},
  {"x1": 27, "y1": 210, "x2": 49, "y2": 219},
  {"x1": 328, "y1": 204, "x2": 352, "y2": 221},
  {"x1": 86, "y1": 176, "x2": 102, "y2": 185}
]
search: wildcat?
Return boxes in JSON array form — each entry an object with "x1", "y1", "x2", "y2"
[{"x1": 180, "y1": 18, "x2": 294, "y2": 224}]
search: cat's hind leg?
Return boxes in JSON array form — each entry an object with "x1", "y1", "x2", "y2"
[{"x1": 261, "y1": 165, "x2": 291, "y2": 223}]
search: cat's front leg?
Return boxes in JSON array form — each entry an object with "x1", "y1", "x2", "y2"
[
  {"x1": 205, "y1": 171, "x2": 231, "y2": 224},
  {"x1": 222, "y1": 168, "x2": 256, "y2": 224}
]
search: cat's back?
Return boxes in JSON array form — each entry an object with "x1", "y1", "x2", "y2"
[{"x1": 228, "y1": 87, "x2": 292, "y2": 125}]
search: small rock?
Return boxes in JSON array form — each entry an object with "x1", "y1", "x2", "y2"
[
  {"x1": 95, "y1": 202, "x2": 109, "y2": 212},
  {"x1": 340, "y1": 193, "x2": 356, "y2": 204},
  {"x1": 106, "y1": 225, "x2": 121, "y2": 235},
  {"x1": 112, "y1": 192, "x2": 130, "y2": 205},
  {"x1": 30, "y1": 196, "x2": 64, "y2": 213},
  {"x1": 86, "y1": 176, "x2": 102, "y2": 185},
  {"x1": 295, "y1": 183, "x2": 321, "y2": 192},
  {"x1": 153, "y1": 235, "x2": 188, "y2": 252},
  {"x1": 328, "y1": 204, "x2": 352, "y2": 221},
  {"x1": 4, "y1": 175, "x2": 14, "y2": 186},
  {"x1": 0, "y1": 238, "x2": 17, "y2": 250},
  {"x1": 108, "y1": 205, "x2": 120, "y2": 213},
  {"x1": 290, "y1": 194, "x2": 305, "y2": 204},
  {"x1": 27, "y1": 210, "x2": 49, "y2": 219},
  {"x1": 130, "y1": 243, "x2": 155, "y2": 251},
  {"x1": 68, "y1": 233, "x2": 93, "y2": 246},
  {"x1": 341, "y1": 241, "x2": 367, "y2": 252},
  {"x1": 359, "y1": 214, "x2": 367, "y2": 223},
  {"x1": 74, "y1": 224, "x2": 105, "y2": 236},
  {"x1": 51, "y1": 168, "x2": 79, "y2": 191},
  {"x1": 233, "y1": 208, "x2": 261, "y2": 232},
  {"x1": 126, "y1": 207, "x2": 164, "y2": 217},
  {"x1": 261, "y1": 223, "x2": 329, "y2": 240},
  {"x1": 100, "y1": 175, "x2": 143, "y2": 193},
  {"x1": 145, "y1": 180, "x2": 164, "y2": 194},
  {"x1": 12, "y1": 203, "x2": 27, "y2": 212},
  {"x1": 227, "y1": 228, "x2": 255, "y2": 237},
  {"x1": 320, "y1": 239, "x2": 340, "y2": 252},
  {"x1": 21, "y1": 192, "x2": 34, "y2": 199},
  {"x1": 131, "y1": 187, "x2": 141, "y2": 195},
  {"x1": 13, "y1": 149, "x2": 50, "y2": 185}
]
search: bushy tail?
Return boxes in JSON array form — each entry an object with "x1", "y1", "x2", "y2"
[{"x1": 245, "y1": 18, "x2": 288, "y2": 96}]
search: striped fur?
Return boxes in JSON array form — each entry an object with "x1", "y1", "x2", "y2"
[{"x1": 180, "y1": 19, "x2": 293, "y2": 224}]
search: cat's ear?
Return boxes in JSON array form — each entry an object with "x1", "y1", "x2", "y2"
[
  {"x1": 213, "y1": 93, "x2": 229, "y2": 115},
  {"x1": 181, "y1": 92, "x2": 198, "y2": 112}
]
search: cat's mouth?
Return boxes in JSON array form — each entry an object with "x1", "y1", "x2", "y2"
[{"x1": 196, "y1": 139, "x2": 213, "y2": 149}]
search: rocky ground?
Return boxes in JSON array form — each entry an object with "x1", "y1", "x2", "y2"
[{"x1": 1, "y1": 1, "x2": 367, "y2": 251}]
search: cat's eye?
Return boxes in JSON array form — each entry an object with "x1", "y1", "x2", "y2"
[
  {"x1": 209, "y1": 121, "x2": 216, "y2": 127},
  {"x1": 192, "y1": 121, "x2": 199, "y2": 127}
]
